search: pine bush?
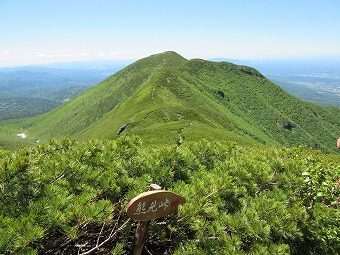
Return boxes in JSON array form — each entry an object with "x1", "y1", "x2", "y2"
[{"x1": 0, "y1": 137, "x2": 339, "y2": 254}]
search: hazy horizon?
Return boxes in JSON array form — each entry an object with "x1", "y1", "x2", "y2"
[{"x1": 1, "y1": 50, "x2": 340, "y2": 70}]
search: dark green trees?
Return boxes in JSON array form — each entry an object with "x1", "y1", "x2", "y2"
[{"x1": 0, "y1": 137, "x2": 339, "y2": 254}]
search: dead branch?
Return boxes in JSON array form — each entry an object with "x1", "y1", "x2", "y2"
[{"x1": 78, "y1": 218, "x2": 131, "y2": 255}]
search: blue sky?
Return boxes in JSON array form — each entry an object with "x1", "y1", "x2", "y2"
[{"x1": 1, "y1": 0, "x2": 340, "y2": 67}]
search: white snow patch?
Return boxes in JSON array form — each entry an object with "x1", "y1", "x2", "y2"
[{"x1": 17, "y1": 133, "x2": 26, "y2": 138}]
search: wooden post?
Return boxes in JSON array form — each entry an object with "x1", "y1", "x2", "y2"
[
  {"x1": 133, "y1": 184, "x2": 161, "y2": 255},
  {"x1": 127, "y1": 184, "x2": 185, "y2": 254}
]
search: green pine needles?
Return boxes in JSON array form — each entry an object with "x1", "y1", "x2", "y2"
[{"x1": 0, "y1": 136, "x2": 339, "y2": 254}]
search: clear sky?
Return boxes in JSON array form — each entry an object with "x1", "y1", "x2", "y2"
[{"x1": 1, "y1": 0, "x2": 340, "y2": 67}]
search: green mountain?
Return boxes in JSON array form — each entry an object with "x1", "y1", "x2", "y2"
[{"x1": 2, "y1": 51, "x2": 340, "y2": 152}]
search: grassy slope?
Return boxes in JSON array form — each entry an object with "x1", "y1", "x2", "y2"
[
  {"x1": 0, "y1": 122, "x2": 36, "y2": 150},
  {"x1": 80, "y1": 66, "x2": 260, "y2": 146},
  {"x1": 1, "y1": 51, "x2": 339, "y2": 152},
  {"x1": 177, "y1": 59, "x2": 340, "y2": 152},
  {"x1": 80, "y1": 55, "x2": 340, "y2": 152},
  {"x1": 13, "y1": 52, "x2": 186, "y2": 141}
]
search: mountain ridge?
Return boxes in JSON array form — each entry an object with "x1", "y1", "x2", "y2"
[{"x1": 2, "y1": 51, "x2": 339, "y2": 152}]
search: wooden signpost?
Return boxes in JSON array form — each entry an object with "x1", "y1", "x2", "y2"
[{"x1": 126, "y1": 184, "x2": 185, "y2": 255}]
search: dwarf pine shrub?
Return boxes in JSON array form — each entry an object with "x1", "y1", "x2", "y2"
[{"x1": 0, "y1": 137, "x2": 339, "y2": 254}]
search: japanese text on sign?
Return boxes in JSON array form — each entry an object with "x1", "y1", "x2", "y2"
[{"x1": 134, "y1": 198, "x2": 170, "y2": 216}]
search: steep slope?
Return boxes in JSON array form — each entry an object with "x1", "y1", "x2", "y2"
[
  {"x1": 177, "y1": 59, "x2": 340, "y2": 151},
  {"x1": 5, "y1": 51, "x2": 340, "y2": 152},
  {"x1": 75, "y1": 63, "x2": 252, "y2": 144},
  {"x1": 23, "y1": 51, "x2": 187, "y2": 138}
]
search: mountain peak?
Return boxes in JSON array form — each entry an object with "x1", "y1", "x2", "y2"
[
  {"x1": 137, "y1": 51, "x2": 187, "y2": 68},
  {"x1": 15, "y1": 52, "x2": 340, "y2": 153},
  {"x1": 151, "y1": 51, "x2": 185, "y2": 59}
]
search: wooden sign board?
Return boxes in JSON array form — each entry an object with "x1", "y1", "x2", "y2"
[{"x1": 126, "y1": 190, "x2": 186, "y2": 221}]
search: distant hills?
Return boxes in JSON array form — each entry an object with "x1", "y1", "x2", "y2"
[{"x1": 0, "y1": 61, "x2": 133, "y2": 120}]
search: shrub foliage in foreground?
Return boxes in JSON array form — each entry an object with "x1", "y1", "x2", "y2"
[{"x1": 0, "y1": 136, "x2": 339, "y2": 254}]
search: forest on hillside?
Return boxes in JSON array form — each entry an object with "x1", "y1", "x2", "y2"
[{"x1": 0, "y1": 66, "x2": 114, "y2": 120}]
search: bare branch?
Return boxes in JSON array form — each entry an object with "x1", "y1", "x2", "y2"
[
  {"x1": 79, "y1": 218, "x2": 131, "y2": 255},
  {"x1": 96, "y1": 222, "x2": 106, "y2": 247},
  {"x1": 328, "y1": 201, "x2": 340, "y2": 207}
]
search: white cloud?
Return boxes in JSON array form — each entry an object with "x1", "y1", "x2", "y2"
[
  {"x1": 37, "y1": 53, "x2": 81, "y2": 58},
  {"x1": 0, "y1": 51, "x2": 128, "y2": 67},
  {"x1": 51, "y1": 54, "x2": 74, "y2": 58}
]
